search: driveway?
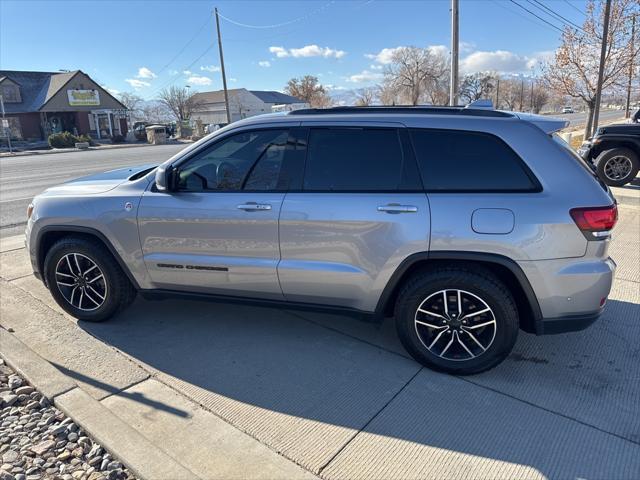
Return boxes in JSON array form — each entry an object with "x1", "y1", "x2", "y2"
[{"x1": 0, "y1": 205, "x2": 638, "y2": 479}]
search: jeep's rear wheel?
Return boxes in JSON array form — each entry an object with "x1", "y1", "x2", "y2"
[
  {"x1": 596, "y1": 148, "x2": 639, "y2": 187},
  {"x1": 395, "y1": 268, "x2": 519, "y2": 375},
  {"x1": 44, "y1": 237, "x2": 136, "y2": 322}
]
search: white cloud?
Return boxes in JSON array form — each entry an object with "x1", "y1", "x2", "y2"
[
  {"x1": 346, "y1": 69, "x2": 384, "y2": 84},
  {"x1": 186, "y1": 75, "x2": 212, "y2": 86},
  {"x1": 258, "y1": 60, "x2": 271, "y2": 68},
  {"x1": 460, "y1": 49, "x2": 554, "y2": 74},
  {"x1": 427, "y1": 44, "x2": 449, "y2": 57},
  {"x1": 229, "y1": 78, "x2": 237, "y2": 82},
  {"x1": 200, "y1": 65, "x2": 220, "y2": 72},
  {"x1": 460, "y1": 41, "x2": 476, "y2": 54},
  {"x1": 269, "y1": 46, "x2": 289, "y2": 58},
  {"x1": 369, "y1": 64, "x2": 383, "y2": 70},
  {"x1": 365, "y1": 47, "x2": 406, "y2": 64},
  {"x1": 366, "y1": 45, "x2": 449, "y2": 65},
  {"x1": 183, "y1": 70, "x2": 192, "y2": 75},
  {"x1": 136, "y1": 67, "x2": 156, "y2": 79},
  {"x1": 106, "y1": 87, "x2": 120, "y2": 96},
  {"x1": 269, "y1": 45, "x2": 346, "y2": 59},
  {"x1": 125, "y1": 79, "x2": 150, "y2": 89}
]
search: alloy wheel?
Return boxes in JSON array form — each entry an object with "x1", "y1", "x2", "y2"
[
  {"x1": 604, "y1": 156, "x2": 633, "y2": 181},
  {"x1": 414, "y1": 289, "x2": 497, "y2": 361},
  {"x1": 54, "y1": 253, "x2": 107, "y2": 311}
]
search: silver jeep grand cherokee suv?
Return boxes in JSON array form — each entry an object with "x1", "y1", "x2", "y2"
[{"x1": 25, "y1": 105, "x2": 618, "y2": 374}]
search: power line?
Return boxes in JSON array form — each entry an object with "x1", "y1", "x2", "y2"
[
  {"x1": 150, "y1": 43, "x2": 216, "y2": 97},
  {"x1": 527, "y1": 0, "x2": 585, "y2": 32},
  {"x1": 490, "y1": 0, "x2": 564, "y2": 33},
  {"x1": 218, "y1": 1, "x2": 334, "y2": 29},
  {"x1": 508, "y1": 0, "x2": 565, "y2": 33},
  {"x1": 563, "y1": 0, "x2": 587, "y2": 16},
  {"x1": 155, "y1": 13, "x2": 213, "y2": 76}
]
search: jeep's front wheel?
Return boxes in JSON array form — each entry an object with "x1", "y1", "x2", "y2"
[
  {"x1": 395, "y1": 268, "x2": 519, "y2": 375},
  {"x1": 44, "y1": 237, "x2": 136, "y2": 322},
  {"x1": 596, "y1": 148, "x2": 639, "y2": 187}
]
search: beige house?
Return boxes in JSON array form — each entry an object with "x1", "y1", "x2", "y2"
[
  {"x1": 0, "y1": 70, "x2": 127, "y2": 141},
  {"x1": 190, "y1": 88, "x2": 308, "y2": 126}
]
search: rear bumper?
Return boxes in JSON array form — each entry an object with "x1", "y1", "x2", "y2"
[{"x1": 538, "y1": 309, "x2": 603, "y2": 335}]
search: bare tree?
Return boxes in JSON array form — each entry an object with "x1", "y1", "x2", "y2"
[
  {"x1": 499, "y1": 78, "x2": 524, "y2": 111},
  {"x1": 140, "y1": 101, "x2": 173, "y2": 123},
  {"x1": 459, "y1": 72, "x2": 497, "y2": 104},
  {"x1": 542, "y1": 0, "x2": 639, "y2": 136},
  {"x1": 354, "y1": 88, "x2": 377, "y2": 106},
  {"x1": 531, "y1": 84, "x2": 550, "y2": 114},
  {"x1": 377, "y1": 80, "x2": 401, "y2": 105},
  {"x1": 118, "y1": 92, "x2": 143, "y2": 119},
  {"x1": 157, "y1": 86, "x2": 203, "y2": 122},
  {"x1": 285, "y1": 75, "x2": 332, "y2": 108},
  {"x1": 383, "y1": 46, "x2": 448, "y2": 105}
]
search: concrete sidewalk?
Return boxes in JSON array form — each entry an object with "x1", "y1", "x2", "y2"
[{"x1": 1, "y1": 205, "x2": 639, "y2": 479}]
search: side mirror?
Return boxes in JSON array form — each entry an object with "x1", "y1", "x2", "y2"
[{"x1": 155, "y1": 165, "x2": 175, "y2": 192}]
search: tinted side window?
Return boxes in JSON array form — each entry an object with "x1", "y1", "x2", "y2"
[
  {"x1": 177, "y1": 129, "x2": 288, "y2": 191},
  {"x1": 410, "y1": 129, "x2": 538, "y2": 192},
  {"x1": 304, "y1": 128, "x2": 405, "y2": 191}
]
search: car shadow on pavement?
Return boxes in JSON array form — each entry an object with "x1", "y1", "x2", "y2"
[
  {"x1": 78, "y1": 296, "x2": 640, "y2": 478},
  {"x1": 50, "y1": 361, "x2": 189, "y2": 418}
]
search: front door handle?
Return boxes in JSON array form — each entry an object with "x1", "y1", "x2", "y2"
[
  {"x1": 377, "y1": 204, "x2": 418, "y2": 213},
  {"x1": 237, "y1": 203, "x2": 272, "y2": 211}
]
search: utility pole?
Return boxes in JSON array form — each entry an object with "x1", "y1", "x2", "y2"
[
  {"x1": 519, "y1": 78, "x2": 524, "y2": 111},
  {"x1": 495, "y1": 77, "x2": 500, "y2": 109},
  {"x1": 625, "y1": 15, "x2": 636, "y2": 118},
  {"x1": 449, "y1": 0, "x2": 459, "y2": 106},
  {"x1": 0, "y1": 95, "x2": 12, "y2": 154},
  {"x1": 215, "y1": 7, "x2": 231, "y2": 124},
  {"x1": 592, "y1": 0, "x2": 612, "y2": 136},
  {"x1": 530, "y1": 77, "x2": 534, "y2": 112}
]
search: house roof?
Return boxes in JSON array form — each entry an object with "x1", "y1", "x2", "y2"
[
  {"x1": 248, "y1": 90, "x2": 304, "y2": 104},
  {"x1": 192, "y1": 88, "x2": 304, "y2": 105},
  {"x1": 0, "y1": 70, "x2": 125, "y2": 113}
]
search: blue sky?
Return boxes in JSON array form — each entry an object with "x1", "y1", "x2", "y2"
[{"x1": 0, "y1": 0, "x2": 589, "y2": 99}]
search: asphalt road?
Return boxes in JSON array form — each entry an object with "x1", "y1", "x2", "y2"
[
  {"x1": 548, "y1": 108, "x2": 626, "y2": 130},
  {"x1": 0, "y1": 144, "x2": 186, "y2": 237}
]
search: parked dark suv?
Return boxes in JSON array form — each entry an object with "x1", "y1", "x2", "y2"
[{"x1": 579, "y1": 122, "x2": 640, "y2": 186}]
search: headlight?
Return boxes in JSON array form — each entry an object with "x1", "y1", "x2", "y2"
[{"x1": 27, "y1": 203, "x2": 34, "y2": 220}]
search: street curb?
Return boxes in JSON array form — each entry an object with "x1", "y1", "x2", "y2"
[
  {"x1": 0, "y1": 141, "x2": 189, "y2": 158},
  {"x1": 0, "y1": 328, "x2": 200, "y2": 480}
]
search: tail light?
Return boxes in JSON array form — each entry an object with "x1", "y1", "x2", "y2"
[{"x1": 570, "y1": 204, "x2": 618, "y2": 239}]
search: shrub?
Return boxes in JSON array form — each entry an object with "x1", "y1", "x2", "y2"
[
  {"x1": 48, "y1": 132, "x2": 80, "y2": 148},
  {"x1": 77, "y1": 134, "x2": 92, "y2": 145}
]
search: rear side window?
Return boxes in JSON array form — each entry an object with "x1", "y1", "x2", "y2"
[
  {"x1": 410, "y1": 129, "x2": 539, "y2": 192},
  {"x1": 304, "y1": 128, "x2": 406, "y2": 191}
]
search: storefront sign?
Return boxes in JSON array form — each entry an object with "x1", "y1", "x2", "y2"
[{"x1": 67, "y1": 89, "x2": 100, "y2": 106}]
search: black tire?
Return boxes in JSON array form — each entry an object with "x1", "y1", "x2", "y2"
[
  {"x1": 595, "y1": 148, "x2": 639, "y2": 187},
  {"x1": 43, "y1": 236, "x2": 136, "y2": 322},
  {"x1": 395, "y1": 268, "x2": 519, "y2": 375}
]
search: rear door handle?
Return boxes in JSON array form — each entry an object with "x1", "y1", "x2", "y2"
[
  {"x1": 237, "y1": 203, "x2": 272, "y2": 211},
  {"x1": 377, "y1": 204, "x2": 418, "y2": 213}
]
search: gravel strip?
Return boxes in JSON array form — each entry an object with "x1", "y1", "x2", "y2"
[{"x1": 0, "y1": 358, "x2": 137, "y2": 480}]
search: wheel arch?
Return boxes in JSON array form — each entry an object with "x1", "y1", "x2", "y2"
[
  {"x1": 376, "y1": 251, "x2": 542, "y2": 334},
  {"x1": 593, "y1": 140, "x2": 640, "y2": 160},
  {"x1": 36, "y1": 226, "x2": 140, "y2": 290}
]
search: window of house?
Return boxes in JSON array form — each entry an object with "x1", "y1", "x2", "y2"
[
  {"x1": 177, "y1": 129, "x2": 289, "y2": 191},
  {"x1": 410, "y1": 129, "x2": 539, "y2": 192},
  {"x1": 303, "y1": 128, "x2": 406, "y2": 191}
]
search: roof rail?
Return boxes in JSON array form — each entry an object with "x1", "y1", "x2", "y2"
[
  {"x1": 287, "y1": 105, "x2": 513, "y2": 118},
  {"x1": 465, "y1": 99, "x2": 494, "y2": 110}
]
